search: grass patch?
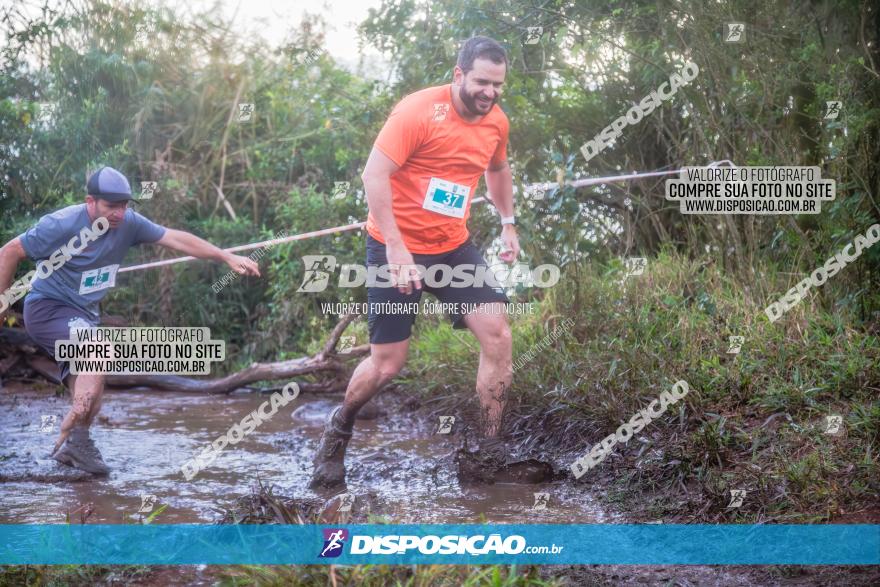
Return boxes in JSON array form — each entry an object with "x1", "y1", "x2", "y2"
[
  {"x1": 393, "y1": 249, "x2": 880, "y2": 523},
  {"x1": 0, "y1": 565, "x2": 150, "y2": 586},
  {"x1": 215, "y1": 564, "x2": 561, "y2": 586}
]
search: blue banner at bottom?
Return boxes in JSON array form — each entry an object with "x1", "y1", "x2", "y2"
[{"x1": 1, "y1": 524, "x2": 877, "y2": 565}]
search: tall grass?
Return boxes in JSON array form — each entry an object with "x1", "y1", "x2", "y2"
[
  {"x1": 393, "y1": 249, "x2": 880, "y2": 523},
  {"x1": 217, "y1": 564, "x2": 560, "y2": 587}
]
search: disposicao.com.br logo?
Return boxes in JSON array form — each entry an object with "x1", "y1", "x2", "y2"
[
  {"x1": 297, "y1": 255, "x2": 561, "y2": 292},
  {"x1": 318, "y1": 530, "x2": 563, "y2": 557}
]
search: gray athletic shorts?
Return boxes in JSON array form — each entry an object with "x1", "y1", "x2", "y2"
[{"x1": 23, "y1": 296, "x2": 98, "y2": 385}]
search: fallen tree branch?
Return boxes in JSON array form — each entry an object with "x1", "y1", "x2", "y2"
[
  {"x1": 0, "y1": 314, "x2": 367, "y2": 393},
  {"x1": 106, "y1": 354, "x2": 346, "y2": 393}
]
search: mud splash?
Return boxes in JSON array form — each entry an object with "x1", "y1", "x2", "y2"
[{"x1": 0, "y1": 381, "x2": 613, "y2": 524}]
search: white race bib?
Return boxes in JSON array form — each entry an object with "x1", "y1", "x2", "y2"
[
  {"x1": 422, "y1": 177, "x2": 470, "y2": 218},
  {"x1": 79, "y1": 264, "x2": 119, "y2": 295}
]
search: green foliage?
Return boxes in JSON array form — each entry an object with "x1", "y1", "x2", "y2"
[
  {"x1": 2, "y1": 0, "x2": 877, "y2": 360},
  {"x1": 0, "y1": 1, "x2": 390, "y2": 357}
]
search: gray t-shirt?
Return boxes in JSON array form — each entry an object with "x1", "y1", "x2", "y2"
[{"x1": 19, "y1": 204, "x2": 166, "y2": 319}]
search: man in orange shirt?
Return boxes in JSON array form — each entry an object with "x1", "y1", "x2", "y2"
[{"x1": 310, "y1": 36, "x2": 550, "y2": 489}]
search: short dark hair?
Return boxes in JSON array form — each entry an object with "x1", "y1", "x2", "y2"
[{"x1": 456, "y1": 36, "x2": 507, "y2": 74}]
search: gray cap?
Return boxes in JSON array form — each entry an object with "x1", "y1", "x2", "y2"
[{"x1": 86, "y1": 166, "x2": 132, "y2": 201}]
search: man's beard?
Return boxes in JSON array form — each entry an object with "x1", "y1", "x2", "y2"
[{"x1": 458, "y1": 86, "x2": 497, "y2": 116}]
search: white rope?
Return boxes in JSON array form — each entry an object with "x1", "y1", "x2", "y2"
[{"x1": 119, "y1": 160, "x2": 734, "y2": 274}]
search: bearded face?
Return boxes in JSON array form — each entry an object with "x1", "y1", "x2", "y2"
[
  {"x1": 455, "y1": 57, "x2": 506, "y2": 117},
  {"x1": 458, "y1": 81, "x2": 499, "y2": 115}
]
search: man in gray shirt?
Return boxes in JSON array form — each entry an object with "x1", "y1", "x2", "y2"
[{"x1": 0, "y1": 166, "x2": 260, "y2": 474}]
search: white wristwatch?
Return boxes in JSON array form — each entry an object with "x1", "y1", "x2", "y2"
[{"x1": 501, "y1": 216, "x2": 516, "y2": 226}]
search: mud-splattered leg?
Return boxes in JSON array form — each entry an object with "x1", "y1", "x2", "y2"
[
  {"x1": 463, "y1": 304, "x2": 513, "y2": 437},
  {"x1": 338, "y1": 339, "x2": 409, "y2": 425},
  {"x1": 458, "y1": 306, "x2": 556, "y2": 484},
  {"x1": 309, "y1": 339, "x2": 409, "y2": 489},
  {"x1": 53, "y1": 373, "x2": 105, "y2": 454}
]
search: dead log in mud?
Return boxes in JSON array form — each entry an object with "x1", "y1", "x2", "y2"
[
  {"x1": 0, "y1": 312, "x2": 43, "y2": 379},
  {"x1": 0, "y1": 313, "x2": 368, "y2": 394}
]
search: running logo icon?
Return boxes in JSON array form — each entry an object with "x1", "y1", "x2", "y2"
[
  {"x1": 138, "y1": 494, "x2": 157, "y2": 514},
  {"x1": 533, "y1": 492, "x2": 549, "y2": 510},
  {"x1": 624, "y1": 257, "x2": 647, "y2": 278},
  {"x1": 296, "y1": 48, "x2": 325, "y2": 65},
  {"x1": 824, "y1": 415, "x2": 843, "y2": 435},
  {"x1": 37, "y1": 102, "x2": 56, "y2": 125},
  {"x1": 524, "y1": 27, "x2": 543, "y2": 45},
  {"x1": 432, "y1": 103, "x2": 449, "y2": 122},
  {"x1": 319, "y1": 528, "x2": 348, "y2": 558},
  {"x1": 338, "y1": 335, "x2": 356, "y2": 354},
  {"x1": 437, "y1": 416, "x2": 455, "y2": 434},
  {"x1": 824, "y1": 101, "x2": 842, "y2": 120},
  {"x1": 727, "y1": 336, "x2": 744, "y2": 354},
  {"x1": 724, "y1": 23, "x2": 745, "y2": 43},
  {"x1": 338, "y1": 493, "x2": 354, "y2": 512},
  {"x1": 524, "y1": 184, "x2": 546, "y2": 201},
  {"x1": 727, "y1": 489, "x2": 746, "y2": 508},
  {"x1": 39, "y1": 414, "x2": 57, "y2": 433},
  {"x1": 134, "y1": 21, "x2": 156, "y2": 44},
  {"x1": 237, "y1": 103, "x2": 254, "y2": 122},
  {"x1": 140, "y1": 181, "x2": 157, "y2": 200},
  {"x1": 297, "y1": 255, "x2": 337, "y2": 292}
]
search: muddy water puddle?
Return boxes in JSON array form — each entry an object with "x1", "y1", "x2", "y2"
[{"x1": 0, "y1": 383, "x2": 612, "y2": 525}]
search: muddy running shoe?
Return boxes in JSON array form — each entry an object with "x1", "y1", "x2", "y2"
[
  {"x1": 308, "y1": 407, "x2": 353, "y2": 490},
  {"x1": 456, "y1": 436, "x2": 553, "y2": 485},
  {"x1": 52, "y1": 427, "x2": 110, "y2": 476}
]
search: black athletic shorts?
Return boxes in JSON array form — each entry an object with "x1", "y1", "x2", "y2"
[{"x1": 366, "y1": 235, "x2": 510, "y2": 344}]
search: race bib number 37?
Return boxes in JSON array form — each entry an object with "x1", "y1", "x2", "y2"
[
  {"x1": 422, "y1": 177, "x2": 470, "y2": 218},
  {"x1": 79, "y1": 264, "x2": 119, "y2": 295}
]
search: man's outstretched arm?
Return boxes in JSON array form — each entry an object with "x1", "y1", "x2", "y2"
[
  {"x1": 0, "y1": 238, "x2": 28, "y2": 318},
  {"x1": 155, "y1": 229, "x2": 261, "y2": 277}
]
